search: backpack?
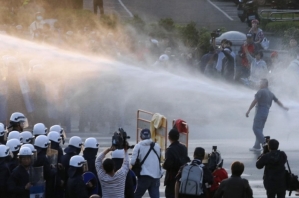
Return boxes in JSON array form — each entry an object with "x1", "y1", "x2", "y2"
[{"x1": 179, "y1": 162, "x2": 204, "y2": 196}]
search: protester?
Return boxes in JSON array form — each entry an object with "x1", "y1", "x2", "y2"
[
  {"x1": 7, "y1": 147, "x2": 33, "y2": 198},
  {"x1": 175, "y1": 147, "x2": 213, "y2": 198},
  {"x1": 236, "y1": 33, "x2": 257, "y2": 80},
  {"x1": 248, "y1": 19, "x2": 264, "y2": 47},
  {"x1": 288, "y1": 37, "x2": 299, "y2": 59},
  {"x1": 246, "y1": 79, "x2": 288, "y2": 151},
  {"x1": 256, "y1": 139, "x2": 287, "y2": 198},
  {"x1": 244, "y1": 47, "x2": 268, "y2": 87},
  {"x1": 221, "y1": 43, "x2": 235, "y2": 81},
  {"x1": 213, "y1": 161, "x2": 253, "y2": 198},
  {"x1": 29, "y1": 12, "x2": 44, "y2": 40},
  {"x1": 200, "y1": 46, "x2": 216, "y2": 73},
  {"x1": 93, "y1": 0, "x2": 104, "y2": 15},
  {"x1": 95, "y1": 146, "x2": 129, "y2": 198},
  {"x1": 163, "y1": 128, "x2": 189, "y2": 198},
  {"x1": 130, "y1": 128, "x2": 162, "y2": 198}
]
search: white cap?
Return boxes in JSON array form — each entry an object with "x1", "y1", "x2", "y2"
[
  {"x1": 69, "y1": 155, "x2": 86, "y2": 167},
  {"x1": 84, "y1": 137, "x2": 99, "y2": 149},
  {"x1": 0, "y1": 123, "x2": 5, "y2": 136}
]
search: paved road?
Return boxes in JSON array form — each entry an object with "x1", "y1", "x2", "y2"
[
  {"x1": 65, "y1": 126, "x2": 299, "y2": 198},
  {"x1": 84, "y1": 0, "x2": 249, "y2": 32}
]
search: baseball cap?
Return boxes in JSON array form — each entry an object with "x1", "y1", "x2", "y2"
[{"x1": 140, "y1": 128, "x2": 151, "y2": 140}]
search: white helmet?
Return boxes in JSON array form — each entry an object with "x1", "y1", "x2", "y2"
[
  {"x1": 9, "y1": 112, "x2": 28, "y2": 128},
  {"x1": 7, "y1": 131, "x2": 22, "y2": 142},
  {"x1": 20, "y1": 131, "x2": 34, "y2": 144},
  {"x1": 34, "y1": 135, "x2": 50, "y2": 148},
  {"x1": 33, "y1": 123, "x2": 47, "y2": 136},
  {"x1": 49, "y1": 125, "x2": 63, "y2": 134},
  {"x1": 47, "y1": 131, "x2": 61, "y2": 143},
  {"x1": 84, "y1": 137, "x2": 99, "y2": 149},
  {"x1": 6, "y1": 139, "x2": 21, "y2": 152},
  {"x1": 18, "y1": 147, "x2": 33, "y2": 156},
  {"x1": 0, "y1": 145, "x2": 10, "y2": 157},
  {"x1": 0, "y1": 123, "x2": 6, "y2": 137},
  {"x1": 22, "y1": 144, "x2": 36, "y2": 152},
  {"x1": 69, "y1": 136, "x2": 83, "y2": 148},
  {"x1": 69, "y1": 155, "x2": 86, "y2": 167}
]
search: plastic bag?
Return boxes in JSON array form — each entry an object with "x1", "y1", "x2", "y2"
[{"x1": 261, "y1": 37, "x2": 270, "y2": 50}]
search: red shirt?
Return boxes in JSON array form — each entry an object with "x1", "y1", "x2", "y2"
[{"x1": 241, "y1": 44, "x2": 255, "y2": 68}]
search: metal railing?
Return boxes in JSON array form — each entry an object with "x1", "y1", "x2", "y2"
[{"x1": 260, "y1": 9, "x2": 299, "y2": 21}]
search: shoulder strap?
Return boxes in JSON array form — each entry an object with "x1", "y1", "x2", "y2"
[
  {"x1": 152, "y1": 143, "x2": 161, "y2": 170},
  {"x1": 286, "y1": 159, "x2": 292, "y2": 174},
  {"x1": 139, "y1": 142, "x2": 155, "y2": 166}
]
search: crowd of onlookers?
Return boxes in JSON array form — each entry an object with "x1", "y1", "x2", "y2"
[{"x1": 200, "y1": 19, "x2": 299, "y2": 91}]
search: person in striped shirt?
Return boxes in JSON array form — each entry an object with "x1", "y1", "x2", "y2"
[{"x1": 95, "y1": 146, "x2": 129, "y2": 198}]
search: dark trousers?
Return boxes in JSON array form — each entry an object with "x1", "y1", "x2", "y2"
[
  {"x1": 267, "y1": 191, "x2": 286, "y2": 198},
  {"x1": 165, "y1": 180, "x2": 176, "y2": 198},
  {"x1": 93, "y1": 0, "x2": 104, "y2": 15}
]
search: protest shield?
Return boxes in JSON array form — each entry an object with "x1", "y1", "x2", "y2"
[
  {"x1": 29, "y1": 166, "x2": 45, "y2": 198},
  {"x1": 47, "y1": 148, "x2": 58, "y2": 166}
]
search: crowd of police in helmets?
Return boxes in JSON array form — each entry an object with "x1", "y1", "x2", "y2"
[{"x1": 0, "y1": 111, "x2": 296, "y2": 198}]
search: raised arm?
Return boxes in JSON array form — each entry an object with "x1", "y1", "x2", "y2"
[{"x1": 95, "y1": 148, "x2": 111, "y2": 178}]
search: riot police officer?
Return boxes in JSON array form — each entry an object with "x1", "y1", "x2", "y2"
[
  {"x1": 7, "y1": 147, "x2": 33, "y2": 198},
  {"x1": 20, "y1": 131, "x2": 34, "y2": 144},
  {"x1": 66, "y1": 155, "x2": 89, "y2": 198},
  {"x1": 0, "y1": 144, "x2": 11, "y2": 197},
  {"x1": 61, "y1": 136, "x2": 83, "y2": 189},
  {"x1": 7, "y1": 112, "x2": 28, "y2": 132},
  {"x1": 33, "y1": 135, "x2": 53, "y2": 198},
  {"x1": 83, "y1": 137, "x2": 101, "y2": 196},
  {"x1": 6, "y1": 139, "x2": 21, "y2": 172},
  {"x1": 32, "y1": 123, "x2": 47, "y2": 138},
  {"x1": 0, "y1": 123, "x2": 7, "y2": 144}
]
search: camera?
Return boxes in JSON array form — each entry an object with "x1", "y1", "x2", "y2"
[
  {"x1": 262, "y1": 136, "x2": 271, "y2": 154},
  {"x1": 112, "y1": 128, "x2": 134, "y2": 150},
  {"x1": 210, "y1": 29, "x2": 221, "y2": 38}
]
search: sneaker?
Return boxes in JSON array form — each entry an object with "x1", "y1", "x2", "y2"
[{"x1": 249, "y1": 147, "x2": 262, "y2": 152}]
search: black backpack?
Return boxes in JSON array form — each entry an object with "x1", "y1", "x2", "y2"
[{"x1": 285, "y1": 160, "x2": 299, "y2": 196}]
